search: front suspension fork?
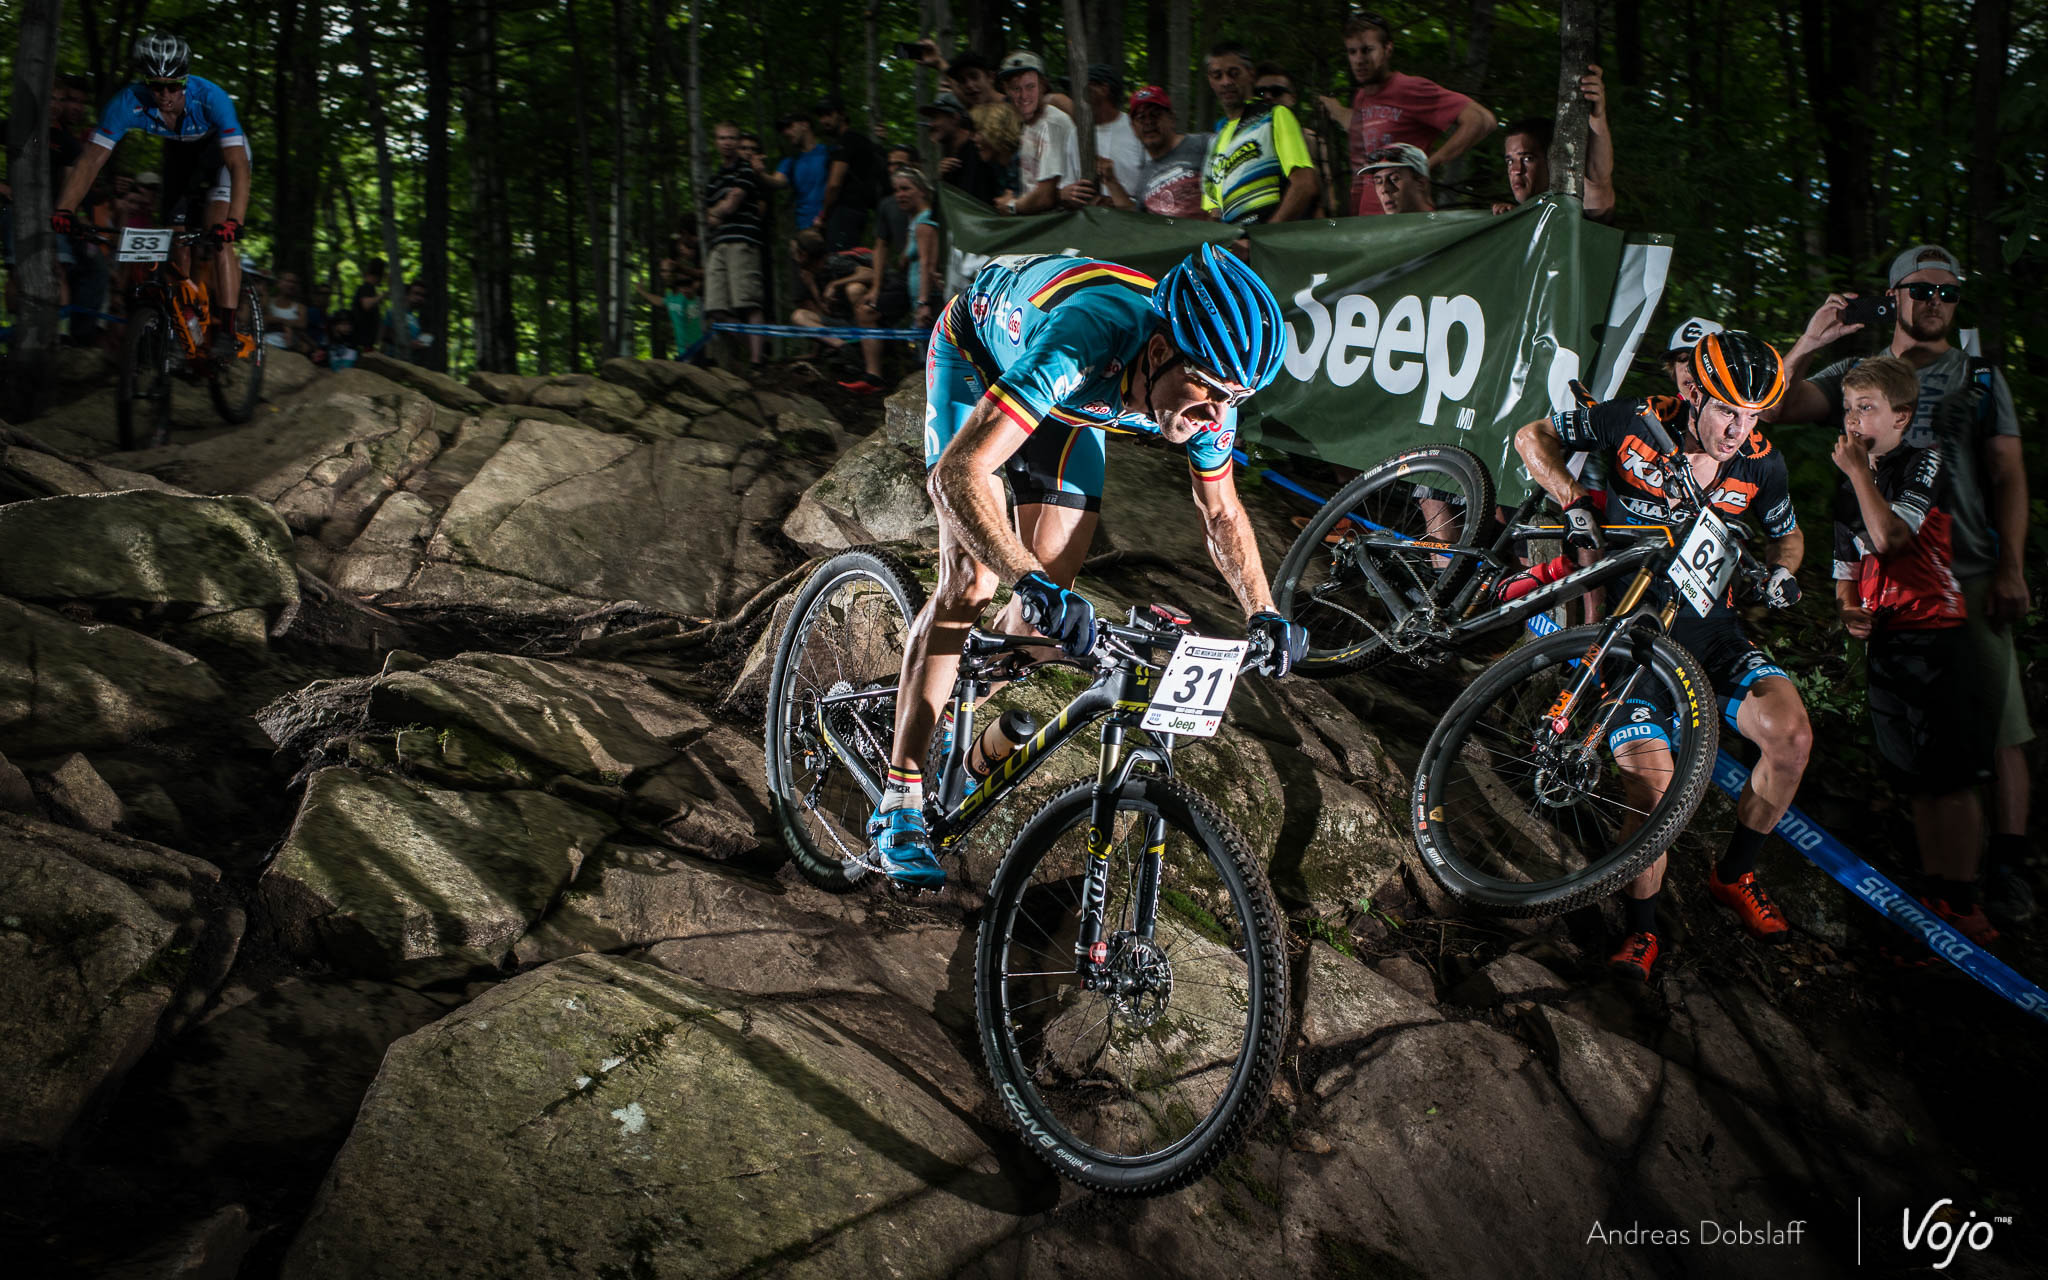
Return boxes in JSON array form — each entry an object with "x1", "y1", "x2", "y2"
[{"x1": 1074, "y1": 724, "x2": 1167, "y2": 984}]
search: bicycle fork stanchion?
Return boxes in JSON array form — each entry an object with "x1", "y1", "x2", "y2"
[{"x1": 1076, "y1": 723, "x2": 1126, "y2": 982}]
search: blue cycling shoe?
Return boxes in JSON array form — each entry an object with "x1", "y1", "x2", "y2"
[{"x1": 866, "y1": 805, "x2": 946, "y2": 888}]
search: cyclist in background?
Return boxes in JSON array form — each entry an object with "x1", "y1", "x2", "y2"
[
  {"x1": 1514, "y1": 331, "x2": 1813, "y2": 981},
  {"x1": 51, "y1": 32, "x2": 252, "y2": 358},
  {"x1": 870, "y1": 245, "x2": 1309, "y2": 887}
]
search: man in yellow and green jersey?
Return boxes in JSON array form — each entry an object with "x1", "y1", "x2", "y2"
[{"x1": 1199, "y1": 42, "x2": 1320, "y2": 224}]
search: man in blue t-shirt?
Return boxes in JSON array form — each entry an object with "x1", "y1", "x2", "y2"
[
  {"x1": 762, "y1": 110, "x2": 831, "y2": 231},
  {"x1": 865, "y1": 246, "x2": 1308, "y2": 886},
  {"x1": 53, "y1": 32, "x2": 253, "y2": 354}
]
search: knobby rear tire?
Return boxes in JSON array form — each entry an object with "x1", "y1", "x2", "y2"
[
  {"x1": 209, "y1": 283, "x2": 265, "y2": 424},
  {"x1": 1272, "y1": 444, "x2": 1494, "y2": 677},
  {"x1": 762, "y1": 546, "x2": 926, "y2": 892}
]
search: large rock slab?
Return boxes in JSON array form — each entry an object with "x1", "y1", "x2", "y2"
[
  {"x1": 0, "y1": 491, "x2": 296, "y2": 617},
  {"x1": 281, "y1": 953, "x2": 1037, "y2": 1278},
  {"x1": 0, "y1": 814, "x2": 240, "y2": 1148},
  {"x1": 0, "y1": 597, "x2": 226, "y2": 756},
  {"x1": 782, "y1": 379, "x2": 934, "y2": 554},
  {"x1": 260, "y1": 767, "x2": 615, "y2": 977},
  {"x1": 412, "y1": 421, "x2": 809, "y2": 618},
  {"x1": 352, "y1": 351, "x2": 490, "y2": 411},
  {"x1": 366, "y1": 653, "x2": 710, "y2": 782}
]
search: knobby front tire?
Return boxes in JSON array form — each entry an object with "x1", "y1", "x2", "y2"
[
  {"x1": 1411, "y1": 622, "x2": 1718, "y2": 916},
  {"x1": 116, "y1": 304, "x2": 172, "y2": 450},
  {"x1": 763, "y1": 546, "x2": 926, "y2": 892},
  {"x1": 976, "y1": 776, "x2": 1287, "y2": 1195},
  {"x1": 1272, "y1": 444, "x2": 1494, "y2": 676}
]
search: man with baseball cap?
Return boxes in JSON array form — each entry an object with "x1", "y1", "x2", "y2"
[
  {"x1": 1083, "y1": 63, "x2": 1145, "y2": 201},
  {"x1": 1778, "y1": 244, "x2": 2036, "y2": 925},
  {"x1": 919, "y1": 92, "x2": 1001, "y2": 204},
  {"x1": 1662, "y1": 316, "x2": 1723, "y2": 397},
  {"x1": 997, "y1": 50, "x2": 1080, "y2": 215},
  {"x1": 1102, "y1": 86, "x2": 1210, "y2": 219},
  {"x1": 1357, "y1": 142, "x2": 1433, "y2": 214}
]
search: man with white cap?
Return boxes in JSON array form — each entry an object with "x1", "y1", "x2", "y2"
[
  {"x1": 996, "y1": 50, "x2": 1081, "y2": 215},
  {"x1": 1779, "y1": 244, "x2": 2035, "y2": 924},
  {"x1": 1356, "y1": 142, "x2": 1434, "y2": 214}
]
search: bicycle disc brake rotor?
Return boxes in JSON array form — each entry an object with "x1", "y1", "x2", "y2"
[
  {"x1": 1103, "y1": 932, "x2": 1173, "y2": 1027},
  {"x1": 1527, "y1": 733, "x2": 1600, "y2": 808}
]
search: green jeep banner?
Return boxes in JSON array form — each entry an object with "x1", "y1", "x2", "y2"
[{"x1": 939, "y1": 188, "x2": 1673, "y2": 501}]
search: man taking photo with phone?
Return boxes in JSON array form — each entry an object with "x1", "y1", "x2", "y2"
[{"x1": 1775, "y1": 244, "x2": 2036, "y2": 927}]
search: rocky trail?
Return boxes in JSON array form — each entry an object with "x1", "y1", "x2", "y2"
[{"x1": 1, "y1": 350, "x2": 2039, "y2": 1278}]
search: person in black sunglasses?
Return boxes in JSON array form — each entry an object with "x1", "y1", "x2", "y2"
[{"x1": 1778, "y1": 243, "x2": 2037, "y2": 928}]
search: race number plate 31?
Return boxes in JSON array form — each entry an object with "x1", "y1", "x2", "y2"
[
  {"x1": 1669, "y1": 506, "x2": 1738, "y2": 617},
  {"x1": 1141, "y1": 636, "x2": 1250, "y2": 738},
  {"x1": 116, "y1": 226, "x2": 172, "y2": 263}
]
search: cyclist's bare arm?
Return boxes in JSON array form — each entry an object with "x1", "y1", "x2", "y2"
[
  {"x1": 928, "y1": 402, "x2": 1047, "y2": 584},
  {"x1": 53, "y1": 145, "x2": 112, "y2": 213},
  {"x1": 1763, "y1": 525, "x2": 1804, "y2": 574},
  {"x1": 220, "y1": 145, "x2": 251, "y2": 223},
  {"x1": 1191, "y1": 467, "x2": 1278, "y2": 615},
  {"x1": 1513, "y1": 418, "x2": 1591, "y2": 506}
]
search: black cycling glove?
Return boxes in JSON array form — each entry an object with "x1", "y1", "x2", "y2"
[
  {"x1": 1247, "y1": 611, "x2": 1309, "y2": 678},
  {"x1": 1760, "y1": 565, "x2": 1801, "y2": 609},
  {"x1": 1563, "y1": 494, "x2": 1604, "y2": 551},
  {"x1": 1012, "y1": 571, "x2": 1097, "y2": 658}
]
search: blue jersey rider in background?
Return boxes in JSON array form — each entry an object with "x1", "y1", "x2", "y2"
[
  {"x1": 52, "y1": 32, "x2": 254, "y2": 358},
  {"x1": 870, "y1": 244, "x2": 1311, "y2": 887}
]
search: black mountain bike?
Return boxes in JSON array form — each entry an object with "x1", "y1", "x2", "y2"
[
  {"x1": 1377, "y1": 430, "x2": 1776, "y2": 916},
  {"x1": 92, "y1": 225, "x2": 264, "y2": 449},
  {"x1": 763, "y1": 546, "x2": 1287, "y2": 1195}
]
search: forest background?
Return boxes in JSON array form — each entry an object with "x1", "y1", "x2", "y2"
[{"x1": 4, "y1": 1, "x2": 2045, "y2": 541}]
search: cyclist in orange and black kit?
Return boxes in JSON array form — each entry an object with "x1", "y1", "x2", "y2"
[{"x1": 1515, "y1": 331, "x2": 1813, "y2": 980}]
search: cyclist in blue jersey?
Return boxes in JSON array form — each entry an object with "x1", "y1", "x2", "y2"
[
  {"x1": 868, "y1": 244, "x2": 1309, "y2": 887},
  {"x1": 52, "y1": 33, "x2": 253, "y2": 355}
]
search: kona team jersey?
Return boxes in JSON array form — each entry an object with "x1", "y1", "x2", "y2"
[
  {"x1": 1551, "y1": 395, "x2": 1796, "y2": 619},
  {"x1": 938, "y1": 254, "x2": 1235, "y2": 482},
  {"x1": 89, "y1": 76, "x2": 246, "y2": 151}
]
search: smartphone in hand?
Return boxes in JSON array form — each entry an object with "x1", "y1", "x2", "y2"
[{"x1": 1840, "y1": 294, "x2": 1895, "y2": 329}]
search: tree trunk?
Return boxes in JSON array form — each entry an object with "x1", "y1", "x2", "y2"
[
  {"x1": 6, "y1": 0, "x2": 63, "y2": 417},
  {"x1": 466, "y1": 0, "x2": 516, "y2": 371},
  {"x1": 1967, "y1": 0, "x2": 2009, "y2": 356},
  {"x1": 567, "y1": 0, "x2": 610, "y2": 355},
  {"x1": 349, "y1": 2, "x2": 408, "y2": 356},
  {"x1": 688, "y1": 2, "x2": 707, "y2": 266},
  {"x1": 1094, "y1": 0, "x2": 1124, "y2": 74},
  {"x1": 565, "y1": 141, "x2": 584, "y2": 368},
  {"x1": 1613, "y1": 0, "x2": 1643, "y2": 86},
  {"x1": 420, "y1": 0, "x2": 451, "y2": 371},
  {"x1": 1462, "y1": 0, "x2": 1497, "y2": 94},
  {"x1": 271, "y1": 0, "x2": 313, "y2": 287},
  {"x1": 968, "y1": 1, "x2": 1003, "y2": 58},
  {"x1": 1063, "y1": 0, "x2": 1098, "y2": 185},
  {"x1": 864, "y1": 2, "x2": 881, "y2": 132},
  {"x1": 1800, "y1": 0, "x2": 1886, "y2": 275},
  {"x1": 1146, "y1": 0, "x2": 1167, "y2": 88},
  {"x1": 1168, "y1": 0, "x2": 1191, "y2": 136},
  {"x1": 1547, "y1": 0, "x2": 1597, "y2": 202},
  {"x1": 610, "y1": 0, "x2": 632, "y2": 357}
]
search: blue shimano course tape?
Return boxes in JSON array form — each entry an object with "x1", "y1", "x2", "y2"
[{"x1": 1523, "y1": 608, "x2": 2048, "y2": 1023}]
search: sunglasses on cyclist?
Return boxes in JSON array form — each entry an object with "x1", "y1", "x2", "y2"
[
  {"x1": 145, "y1": 77, "x2": 187, "y2": 91},
  {"x1": 1185, "y1": 362, "x2": 1253, "y2": 408},
  {"x1": 1254, "y1": 84, "x2": 1292, "y2": 100},
  {"x1": 1897, "y1": 282, "x2": 1962, "y2": 304}
]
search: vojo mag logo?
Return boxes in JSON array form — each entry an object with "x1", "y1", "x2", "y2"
[
  {"x1": 1900, "y1": 1200, "x2": 2003, "y2": 1269},
  {"x1": 1280, "y1": 273, "x2": 1590, "y2": 427}
]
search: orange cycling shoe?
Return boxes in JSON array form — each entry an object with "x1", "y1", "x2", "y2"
[
  {"x1": 1921, "y1": 897, "x2": 1999, "y2": 946},
  {"x1": 1705, "y1": 871, "x2": 1790, "y2": 944},
  {"x1": 1608, "y1": 931, "x2": 1659, "y2": 982}
]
